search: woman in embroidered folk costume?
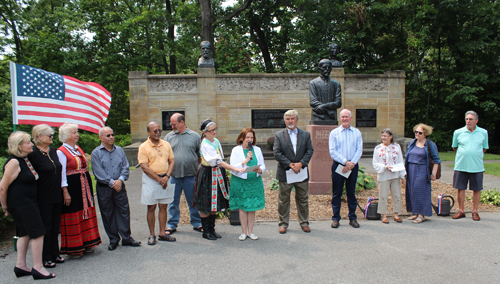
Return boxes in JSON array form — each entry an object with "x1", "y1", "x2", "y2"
[
  {"x1": 405, "y1": 123, "x2": 441, "y2": 224},
  {"x1": 0, "y1": 132, "x2": 55, "y2": 279},
  {"x1": 57, "y1": 123, "x2": 101, "y2": 257},
  {"x1": 193, "y1": 119, "x2": 245, "y2": 240},
  {"x1": 372, "y1": 128, "x2": 406, "y2": 224},
  {"x1": 28, "y1": 124, "x2": 64, "y2": 268},
  {"x1": 229, "y1": 128, "x2": 266, "y2": 241}
]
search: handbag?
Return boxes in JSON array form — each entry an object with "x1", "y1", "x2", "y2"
[{"x1": 428, "y1": 140, "x2": 441, "y2": 179}]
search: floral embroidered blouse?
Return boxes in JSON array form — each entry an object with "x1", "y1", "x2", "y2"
[{"x1": 372, "y1": 143, "x2": 406, "y2": 182}]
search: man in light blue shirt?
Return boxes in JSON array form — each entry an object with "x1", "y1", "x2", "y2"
[
  {"x1": 329, "y1": 109, "x2": 363, "y2": 228},
  {"x1": 452, "y1": 110, "x2": 489, "y2": 221},
  {"x1": 91, "y1": 127, "x2": 141, "y2": 250}
]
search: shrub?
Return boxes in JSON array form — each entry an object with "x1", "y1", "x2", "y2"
[{"x1": 479, "y1": 189, "x2": 500, "y2": 207}]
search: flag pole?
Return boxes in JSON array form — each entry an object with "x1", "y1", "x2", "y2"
[{"x1": 10, "y1": 61, "x2": 18, "y2": 133}]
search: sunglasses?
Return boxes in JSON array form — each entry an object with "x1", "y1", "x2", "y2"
[
  {"x1": 152, "y1": 129, "x2": 162, "y2": 134},
  {"x1": 414, "y1": 131, "x2": 424, "y2": 135},
  {"x1": 206, "y1": 127, "x2": 217, "y2": 133},
  {"x1": 48, "y1": 134, "x2": 54, "y2": 138},
  {"x1": 106, "y1": 133, "x2": 115, "y2": 138}
]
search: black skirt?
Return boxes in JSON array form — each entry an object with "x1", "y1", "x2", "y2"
[
  {"x1": 10, "y1": 203, "x2": 46, "y2": 239},
  {"x1": 193, "y1": 165, "x2": 229, "y2": 214}
]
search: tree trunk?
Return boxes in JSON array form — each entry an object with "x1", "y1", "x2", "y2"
[
  {"x1": 199, "y1": 0, "x2": 214, "y2": 56},
  {"x1": 249, "y1": 19, "x2": 274, "y2": 73}
]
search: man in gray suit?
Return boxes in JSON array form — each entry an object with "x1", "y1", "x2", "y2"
[{"x1": 273, "y1": 109, "x2": 314, "y2": 234}]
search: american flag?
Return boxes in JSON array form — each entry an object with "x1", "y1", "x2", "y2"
[{"x1": 10, "y1": 62, "x2": 111, "y2": 134}]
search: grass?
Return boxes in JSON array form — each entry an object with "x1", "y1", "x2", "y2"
[
  {"x1": 438, "y1": 152, "x2": 500, "y2": 162},
  {"x1": 446, "y1": 163, "x2": 500, "y2": 177}
]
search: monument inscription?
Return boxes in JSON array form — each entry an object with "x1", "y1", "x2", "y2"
[
  {"x1": 251, "y1": 109, "x2": 287, "y2": 129},
  {"x1": 356, "y1": 109, "x2": 377, "y2": 127}
]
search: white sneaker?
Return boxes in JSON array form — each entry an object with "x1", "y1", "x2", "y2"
[
  {"x1": 248, "y1": 234, "x2": 258, "y2": 240},
  {"x1": 238, "y1": 234, "x2": 247, "y2": 241}
]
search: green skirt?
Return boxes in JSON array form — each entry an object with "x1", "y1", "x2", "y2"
[{"x1": 230, "y1": 174, "x2": 265, "y2": 212}]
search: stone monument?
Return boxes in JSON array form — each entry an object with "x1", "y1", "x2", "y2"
[
  {"x1": 309, "y1": 59, "x2": 342, "y2": 125},
  {"x1": 307, "y1": 58, "x2": 343, "y2": 194},
  {"x1": 329, "y1": 43, "x2": 342, "y2": 68},
  {"x1": 198, "y1": 41, "x2": 214, "y2": 68}
]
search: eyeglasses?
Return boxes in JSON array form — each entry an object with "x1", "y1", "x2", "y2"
[
  {"x1": 381, "y1": 135, "x2": 390, "y2": 138},
  {"x1": 106, "y1": 134, "x2": 115, "y2": 138},
  {"x1": 206, "y1": 127, "x2": 217, "y2": 133},
  {"x1": 152, "y1": 129, "x2": 162, "y2": 134},
  {"x1": 414, "y1": 131, "x2": 424, "y2": 135}
]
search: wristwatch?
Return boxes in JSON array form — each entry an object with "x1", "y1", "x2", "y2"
[{"x1": 166, "y1": 174, "x2": 170, "y2": 178}]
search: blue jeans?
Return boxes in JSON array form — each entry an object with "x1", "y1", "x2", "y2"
[
  {"x1": 331, "y1": 162, "x2": 359, "y2": 221},
  {"x1": 167, "y1": 176, "x2": 201, "y2": 229}
]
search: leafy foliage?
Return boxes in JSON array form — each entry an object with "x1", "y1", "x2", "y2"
[{"x1": 478, "y1": 189, "x2": 500, "y2": 207}]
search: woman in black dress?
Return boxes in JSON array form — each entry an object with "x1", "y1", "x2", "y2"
[
  {"x1": 28, "y1": 124, "x2": 64, "y2": 268},
  {"x1": 0, "y1": 131, "x2": 55, "y2": 279}
]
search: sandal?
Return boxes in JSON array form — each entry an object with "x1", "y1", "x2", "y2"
[
  {"x1": 193, "y1": 226, "x2": 203, "y2": 232},
  {"x1": 412, "y1": 217, "x2": 426, "y2": 223},
  {"x1": 382, "y1": 218, "x2": 389, "y2": 224},
  {"x1": 158, "y1": 234, "x2": 176, "y2": 242},
  {"x1": 55, "y1": 256, "x2": 65, "y2": 263},
  {"x1": 165, "y1": 228, "x2": 177, "y2": 235},
  {"x1": 43, "y1": 261, "x2": 56, "y2": 268},
  {"x1": 408, "y1": 215, "x2": 418, "y2": 220},
  {"x1": 394, "y1": 217, "x2": 403, "y2": 223},
  {"x1": 148, "y1": 235, "x2": 156, "y2": 246}
]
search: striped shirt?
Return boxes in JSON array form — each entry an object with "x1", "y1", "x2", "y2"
[
  {"x1": 91, "y1": 144, "x2": 130, "y2": 187},
  {"x1": 329, "y1": 125, "x2": 363, "y2": 165}
]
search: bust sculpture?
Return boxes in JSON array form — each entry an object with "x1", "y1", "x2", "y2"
[
  {"x1": 309, "y1": 59, "x2": 342, "y2": 125},
  {"x1": 198, "y1": 41, "x2": 214, "y2": 68},
  {"x1": 329, "y1": 43, "x2": 342, "y2": 68}
]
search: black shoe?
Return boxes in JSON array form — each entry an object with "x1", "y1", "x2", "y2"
[
  {"x1": 54, "y1": 256, "x2": 65, "y2": 263},
  {"x1": 31, "y1": 268, "x2": 55, "y2": 280},
  {"x1": 209, "y1": 215, "x2": 221, "y2": 238},
  {"x1": 201, "y1": 216, "x2": 216, "y2": 240},
  {"x1": 108, "y1": 243, "x2": 118, "y2": 251},
  {"x1": 202, "y1": 232, "x2": 217, "y2": 240},
  {"x1": 122, "y1": 239, "x2": 141, "y2": 247},
  {"x1": 331, "y1": 220, "x2": 340, "y2": 228},
  {"x1": 349, "y1": 219, "x2": 360, "y2": 228},
  {"x1": 14, "y1": 267, "x2": 31, "y2": 278},
  {"x1": 43, "y1": 261, "x2": 56, "y2": 268}
]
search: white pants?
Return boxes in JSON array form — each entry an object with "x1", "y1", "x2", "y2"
[{"x1": 377, "y1": 178, "x2": 402, "y2": 214}]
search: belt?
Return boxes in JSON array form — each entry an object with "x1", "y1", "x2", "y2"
[{"x1": 158, "y1": 174, "x2": 167, "y2": 178}]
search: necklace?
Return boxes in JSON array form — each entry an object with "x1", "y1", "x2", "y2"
[{"x1": 38, "y1": 146, "x2": 57, "y2": 174}]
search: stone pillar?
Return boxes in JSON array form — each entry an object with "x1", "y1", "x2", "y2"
[
  {"x1": 197, "y1": 68, "x2": 217, "y2": 131},
  {"x1": 129, "y1": 71, "x2": 149, "y2": 143},
  {"x1": 307, "y1": 125, "x2": 337, "y2": 195}
]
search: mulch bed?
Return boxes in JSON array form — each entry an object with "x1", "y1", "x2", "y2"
[{"x1": 175, "y1": 174, "x2": 498, "y2": 225}]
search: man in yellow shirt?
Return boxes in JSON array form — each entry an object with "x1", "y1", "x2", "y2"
[{"x1": 138, "y1": 122, "x2": 176, "y2": 245}]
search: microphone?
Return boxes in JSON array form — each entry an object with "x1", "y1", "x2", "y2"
[{"x1": 248, "y1": 142, "x2": 253, "y2": 161}]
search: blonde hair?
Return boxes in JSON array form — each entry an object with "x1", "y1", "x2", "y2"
[
  {"x1": 32, "y1": 124, "x2": 54, "y2": 145},
  {"x1": 8, "y1": 131, "x2": 31, "y2": 157},
  {"x1": 59, "y1": 123, "x2": 78, "y2": 143},
  {"x1": 413, "y1": 123, "x2": 433, "y2": 137}
]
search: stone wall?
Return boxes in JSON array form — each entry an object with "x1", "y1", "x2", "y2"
[{"x1": 129, "y1": 69, "x2": 405, "y2": 145}]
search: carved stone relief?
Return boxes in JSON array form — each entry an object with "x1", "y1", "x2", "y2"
[
  {"x1": 345, "y1": 78, "x2": 388, "y2": 91},
  {"x1": 216, "y1": 77, "x2": 310, "y2": 92},
  {"x1": 148, "y1": 78, "x2": 197, "y2": 93}
]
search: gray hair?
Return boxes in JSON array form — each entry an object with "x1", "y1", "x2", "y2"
[
  {"x1": 59, "y1": 123, "x2": 78, "y2": 143},
  {"x1": 8, "y1": 131, "x2": 31, "y2": 157},
  {"x1": 381, "y1": 128, "x2": 394, "y2": 144},
  {"x1": 340, "y1": 109, "x2": 352, "y2": 117},
  {"x1": 99, "y1": 127, "x2": 113, "y2": 137},
  {"x1": 465, "y1": 110, "x2": 478, "y2": 120},
  {"x1": 283, "y1": 109, "x2": 299, "y2": 120},
  {"x1": 32, "y1": 124, "x2": 54, "y2": 145}
]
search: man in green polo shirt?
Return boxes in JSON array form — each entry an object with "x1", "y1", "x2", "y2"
[{"x1": 451, "y1": 110, "x2": 489, "y2": 221}]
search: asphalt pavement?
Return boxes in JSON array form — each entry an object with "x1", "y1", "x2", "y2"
[{"x1": 1, "y1": 158, "x2": 499, "y2": 283}]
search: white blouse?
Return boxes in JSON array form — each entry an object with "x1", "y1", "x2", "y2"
[
  {"x1": 372, "y1": 143, "x2": 406, "y2": 182},
  {"x1": 229, "y1": 145, "x2": 266, "y2": 179},
  {"x1": 200, "y1": 138, "x2": 224, "y2": 167}
]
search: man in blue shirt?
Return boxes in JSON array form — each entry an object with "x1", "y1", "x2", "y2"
[
  {"x1": 329, "y1": 109, "x2": 363, "y2": 228},
  {"x1": 452, "y1": 111, "x2": 489, "y2": 221},
  {"x1": 91, "y1": 127, "x2": 141, "y2": 250}
]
